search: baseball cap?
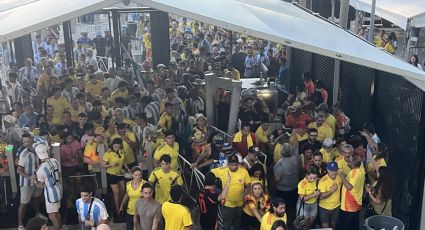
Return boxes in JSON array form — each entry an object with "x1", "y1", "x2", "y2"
[
  {"x1": 323, "y1": 138, "x2": 336, "y2": 148},
  {"x1": 35, "y1": 144, "x2": 49, "y2": 160},
  {"x1": 3, "y1": 115, "x2": 16, "y2": 124},
  {"x1": 248, "y1": 146, "x2": 260, "y2": 154},
  {"x1": 327, "y1": 161, "x2": 339, "y2": 171}
]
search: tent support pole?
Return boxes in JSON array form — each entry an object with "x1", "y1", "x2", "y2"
[
  {"x1": 62, "y1": 21, "x2": 73, "y2": 68},
  {"x1": 368, "y1": 0, "x2": 377, "y2": 43},
  {"x1": 333, "y1": 59, "x2": 340, "y2": 104}
]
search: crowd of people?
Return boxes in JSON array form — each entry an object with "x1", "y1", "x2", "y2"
[{"x1": 0, "y1": 14, "x2": 397, "y2": 230}]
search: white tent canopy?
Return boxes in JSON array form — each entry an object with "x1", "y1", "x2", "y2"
[
  {"x1": 350, "y1": 0, "x2": 425, "y2": 29},
  {"x1": 141, "y1": 0, "x2": 425, "y2": 90},
  {"x1": 0, "y1": 0, "x2": 121, "y2": 42}
]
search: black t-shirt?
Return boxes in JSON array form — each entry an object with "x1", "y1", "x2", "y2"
[
  {"x1": 239, "y1": 109, "x2": 258, "y2": 130},
  {"x1": 74, "y1": 125, "x2": 87, "y2": 141},
  {"x1": 197, "y1": 188, "x2": 219, "y2": 230},
  {"x1": 93, "y1": 37, "x2": 107, "y2": 57},
  {"x1": 298, "y1": 139, "x2": 322, "y2": 153}
]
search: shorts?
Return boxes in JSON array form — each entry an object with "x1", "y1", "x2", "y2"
[
  {"x1": 45, "y1": 196, "x2": 61, "y2": 213},
  {"x1": 296, "y1": 200, "x2": 318, "y2": 218},
  {"x1": 20, "y1": 186, "x2": 43, "y2": 204},
  {"x1": 319, "y1": 206, "x2": 339, "y2": 224},
  {"x1": 107, "y1": 173, "x2": 124, "y2": 185}
]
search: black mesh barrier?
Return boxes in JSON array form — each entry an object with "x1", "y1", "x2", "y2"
[
  {"x1": 373, "y1": 72, "x2": 424, "y2": 230},
  {"x1": 340, "y1": 61, "x2": 375, "y2": 132},
  {"x1": 13, "y1": 34, "x2": 34, "y2": 67},
  {"x1": 290, "y1": 48, "x2": 312, "y2": 92},
  {"x1": 312, "y1": 54, "x2": 335, "y2": 105}
]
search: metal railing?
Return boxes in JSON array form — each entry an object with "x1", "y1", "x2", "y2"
[{"x1": 209, "y1": 125, "x2": 269, "y2": 167}]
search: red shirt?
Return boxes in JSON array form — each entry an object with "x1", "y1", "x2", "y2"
[
  {"x1": 232, "y1": 132, "x2": 256, "y2": 158},
  {"x1": 285, "y1": 112, "x2": 313, "y2": 128},
  {"x1": 304, "y1": 80, "x2": 315, "y2": 96},
  {"x1": 60, "y1": 139, "x2": 81, "y2": 167}
]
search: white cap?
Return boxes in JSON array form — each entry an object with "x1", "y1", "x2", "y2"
[
  {"x1": 35, "y1": 144, "x2": 49, "y2": 160},
  {"x1": 3, "y1": 115, "x2": 16, "y2": 124},
  {"x1": 323, "y1": 138, "x2": 336, "y2": 148}
]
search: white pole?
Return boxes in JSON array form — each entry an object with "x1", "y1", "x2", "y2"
[
  {"x1": 368, "y1": 0, "x2": 377, "y2": 43},
  {"x1": 331, "y1": 0, "x2": 335, "y2": 22}
]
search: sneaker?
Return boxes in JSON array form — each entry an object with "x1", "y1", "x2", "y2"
[
  {"x1": 18, "y1": 226, "x2": 25, "y2": 230},
  {"x1": 36, "y1": 212, "x2": 47, "y2": 220}
]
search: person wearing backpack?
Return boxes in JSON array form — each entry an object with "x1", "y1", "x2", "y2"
[
  {"x1": 35, "y1": 144, "x2": 63, "y2": 230},
  {"x1": 197, "y1": 171, "x2": 230, "y2": 230}
]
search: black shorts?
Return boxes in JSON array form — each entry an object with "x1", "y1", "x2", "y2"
[
  {"x1": 107, "y1": 173, "x2": 124, "y2": 185},
  {"x1": 319, "y1": 206, "x2": 339, "y2": 225}
]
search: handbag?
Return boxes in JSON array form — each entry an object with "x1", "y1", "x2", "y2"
[
  {"x1": 293, "y1": 198, "x2": 306, "y2": 230},
  {"x1": 365, "y1": 200, "x2": 388, "y2": 218}
]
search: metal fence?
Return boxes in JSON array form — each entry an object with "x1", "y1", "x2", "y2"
[{"x1": 290, "y1": 47, "x2": 425, "y2": 229}]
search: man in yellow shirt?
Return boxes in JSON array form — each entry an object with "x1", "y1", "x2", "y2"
[
  {"x1": 69, "y1": 98, "x2": 86, "y2": 121},
  {"x1": 320, "y1": 137, "x2": 337, "y2": 163},
  {"x1": 336, "y1": 144, "x2": 354, "y2": 175},
  {"x1": 260, "y1": 198, "x2": 287, "y2": 230},
  {"x1": 255, "y1": 120, "x2": 270, "y2": 148},
  {"x1": 37, "y1": 60, "x2": 54, "y2": 99},
  {"x1": 85, "y1": 73, "x2": 106, "y2": 97},
  {"x1": 307, "y1": 114, "x2": 333, "y2": 142},
  {"x1": 148, "y1": 155, "x2": 183, "y2": 204},
  {"x1": 47, "y1": 87, "x2": 70, "y2": 118},
  {"x1": 46, "y1": 105, "x2": 61, "y2": 125},
  {"x1": 162, "y1": 185, "x2": 192, "y2": 230},
  {"x1": 109, "y1": 81, "x2": 129, "y2": 103},
  {"x1": 339, "y1": 156, "x2": 365, "y2": 230},
  {"x1": 153, "y1": 130, "x2": 179, "y2": 171},
  {"x1": 211, "y1": 154, "x2": 251, "y2": 230},
  {"x1": 158, "y1": 102, "x2": 175, "y2": 133},
  {"x1": 318, "y1": 161, "x2": 342, "y2": 229},
  {"x1": 223, "y1": 64, "x2": 241, "y2": 80},
  {"x1": 159, "y1": 88, "x2": 184, "y2": 114},
  {"x1": 316, "y1": 103, "x2": 336, "y2": 137}
]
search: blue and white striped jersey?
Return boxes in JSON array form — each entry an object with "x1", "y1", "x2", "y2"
[
  {"x1": 76, "y1": 197, "x2": 109, "y2": 228},
  {"x1": 36, "y1": 158, "x2": 62, "y2": 203},
  {"x1": 18, "y1": 148, "x2": 38, "y2": 186}
]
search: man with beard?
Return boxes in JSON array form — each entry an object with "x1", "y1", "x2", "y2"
[
  {"x1": 260, "y1": 198, "x2": 287, "y2": 230},
  {"x1": 298, "y1": 128, "x2": 322, "y2": 153}
]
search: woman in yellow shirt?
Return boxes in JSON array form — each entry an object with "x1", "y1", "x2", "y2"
[
  {"x1": 297, "y1": 165, "x2": 320, "y2": 230},
  {"x1": 102, "y1": 138, "x2": 128, "y2": 219},
  {"x1": 242, "y1": 181, "x2": 271, "y2": 229},
  {"x1": 119, "y1": 167, "x2": 147, "y2": 230}
]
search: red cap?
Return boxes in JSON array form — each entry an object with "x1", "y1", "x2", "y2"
[{"x1": 294, "y1": 121, "x2": 307, "y2": 129}]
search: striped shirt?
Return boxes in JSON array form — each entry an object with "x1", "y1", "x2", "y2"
[
  {"x1": 145, "y1": 101, "x2": 160, "y2": 125},
  {"x1": 36, "y1": 158, "x2": 62, "y2": 203},
  {"x1": 146, "y1": 89, "x2": 163, "y2": 102},
  {"x1": 76, "y1": 197, "x2": 109, "y2": 229},
  {"x1": 18, "y1": 148, "x2": 38, "y2": 186}
]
